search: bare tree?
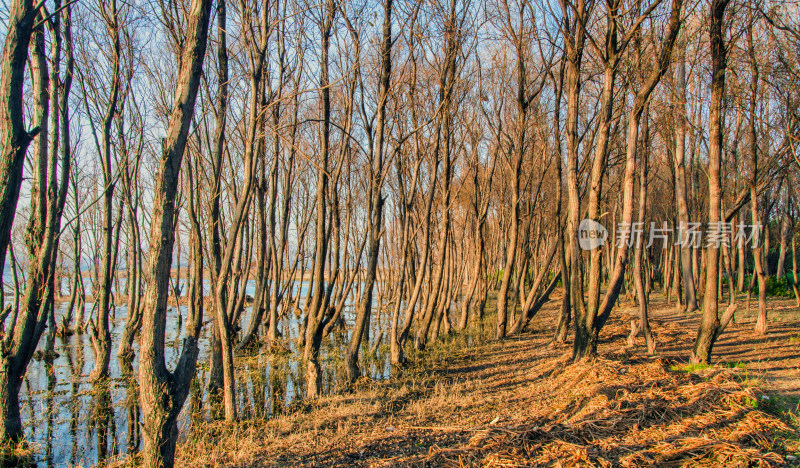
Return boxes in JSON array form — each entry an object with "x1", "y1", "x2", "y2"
[
  {"x1": 137, "y1": 0, "x2": 212, "y2": 465},
  {"x1": 304, "y1": 0, "x2": 336, "y2": 398},
  {"x1": 691, "y1": 0, "x2": 736, "y2": 365},
  {"x1": 77, "y1": 0, "x2": 124, "y2": 381},
  {"x1": 344, "y1": 0, "x2": 393, "y2": 383},
  {"x1": 673, "y1": 28, "x2": 699, "y2": 313},
  {"x1": 567, "y1": 0, "x2": 683, "y2": 359}
]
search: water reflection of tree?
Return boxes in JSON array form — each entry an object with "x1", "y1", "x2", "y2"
[
  {"x1": 22, "y1": 377, "x2": 34, "y2": 440},
  {"x1": 246, "y1": 359, "x2": 265, "y2": 419},
  {"x1": 44, "y1": 362, "x2": 56, "y2": 468},
  {"x1": 63, "y1": 333, "x2": 81, "y2": 465},
  {"x1": 268, "y1": 357, "x2": 287, "y2": 418},
  {"x1": 119, "y1": 357, "x2": 140, "y2": 455},
  {"x1": 189, "y1": 372, "x2": 203, "y2": 428},
  {"x1": 89, "y1": 379, "x2": 114, "y2": 464}
]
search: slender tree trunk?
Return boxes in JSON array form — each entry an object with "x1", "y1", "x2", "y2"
[
  {"x1": 117, "y1": 184, "x2": 142, "y2": 360},
  {"x1": 496, "y1": 167, "x2": 520, "y2": 339},
  {"x1": 0, "y1": 0, "x2": 39, "y2": 279},
  {"x1": 304, "y1": 0, "x2": 335, "y2": 398},
  {"x1": 558, "y1": 0, "x2": 588, "y2": 357},
  {"x1": 510, "y1": 246, "x2": 560, "y2": 335},
  {"x1": 550, "y1": 62, "x2": 570, "y2": 343},
  {"x1": 582, "y1": 19, "x2": 618, "y2": 355},
  {"x1": 792, "y1": 231, "x2": 800, "y2": 306},
  {"x1": 777, "y1": 186, "x2": 789, "y2": 278},
  {"x1": 674, "y1": 46, "x2": 699, "y2": 312},
  {"x1": 633, "y1": 113, "x2": 655, "y2": 354},
  {"x1": 745, "y1": 14, "x2": 768, "y2": 336},
  {"x1": 738, "y1": 216, "x2": 747, "y2": 293},
  {"x1": 389, "y1": 147, "x2": 425, "y2": 364},
  {"x1": 345, "y1": 0, "x2": 392, "y2": 383},
  {"x1": 210, "y1": 0, "x2": 270, "y2": 420},
  {"x1": 751, "y1": 197, "x2": 767, "y2": 336},
  {"x1": 691, "y1": 0, "x2": 733, "y2": 364},
  {"x1": 238, "y1": 184, "x2": 270, "y2": 350},
  {"x1": 575, "y1": 0, "x2": 683, "y2": 360},
  {"x1": 459, "y1": 237, "x2": 483, "y2": 329},
  {"x1": 138, "y1": 2, "x2": 211, "y2": 466},
  {"x1": 495, "y1": 33, "x2": 534, "y2": 338}
]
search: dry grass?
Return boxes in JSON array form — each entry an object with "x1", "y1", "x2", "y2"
[
  {"x1": 111, "y1": 295, "x2": 799, "y2": 467},
  {"x1": 429, "y1": 356, "x2": 793, "y2": 467},
  {"x1": 0, "y1": 439, "x2": 39, "y2": 466}
]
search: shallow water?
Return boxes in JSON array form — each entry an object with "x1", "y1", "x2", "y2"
[{"x1": 19, "y1": 280, "x2": 391, "y2": 467}]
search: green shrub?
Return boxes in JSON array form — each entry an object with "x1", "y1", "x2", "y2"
[{"x1": 744, "y1": 274, "x2": 796, "y2": 298}]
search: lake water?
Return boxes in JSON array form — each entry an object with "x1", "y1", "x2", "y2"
[{"x1": 17, "y1": 280, "x2": 392, "y2": 467}]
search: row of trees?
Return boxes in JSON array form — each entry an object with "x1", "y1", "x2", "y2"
[{"x1": 1, "y1": 0, "x2": 799, "y2": 466}]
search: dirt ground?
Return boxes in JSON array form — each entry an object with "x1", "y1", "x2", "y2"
[{"x1": 173, "y1": 294, "x2": 800, "y2": 467}]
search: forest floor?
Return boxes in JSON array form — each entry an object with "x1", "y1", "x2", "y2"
[{"x1": 176, "y1": 294, "x2": 800, "y2": 467}]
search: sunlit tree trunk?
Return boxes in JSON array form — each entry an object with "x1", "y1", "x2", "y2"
[
  {"x1": 304, "y1": 0, "x2": 335, "y2": 398},
  {"x1": 691, "y1": 0, "x2": 735, "y2": 364},
  {"x1": 87, "y1": 0, "x2": 122, "y2": 381},
  {"x1": 550, "y1": 62, "x2": 570, "y2": 343},
  {"x1": 205, "y1": 0, "x2": 229, "y2": 409},
  {"x1": 776, "y1": 186, "x2": 790, "y2": 279},
  {"x1": 633, "y1": 111, "x2": 655, "y2": 354},
  {"x1": 0, "y1": 0, "x2": 38, "y2": 280},
  {"x1": 747, "y1": 22, "x2": 768, "y2": 336},
  {"x1": 674, "y1": 41, "x2": 699, "y2": 312},
  {"x1": 345, "y1": 0, "x2": 392, "y2": 382},
  {"x1": 558, "y1": 0, "x2": 589, "y2": 359},
  {"x1": 415, "y1": 0, "x2": 459, "y2": 350},
  {"x1": 577, "y1": 0, "x2": 683, "y2": 359},
  {"x1": 138, "y1": 1, "x2": 211, "y2": 465}
]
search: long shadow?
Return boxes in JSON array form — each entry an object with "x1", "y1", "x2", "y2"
[{"x1": 478, "y1": 377, "x2": 774, "y2": 466}]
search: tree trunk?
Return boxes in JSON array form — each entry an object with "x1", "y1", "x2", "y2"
[
  {"x1": 691, "y1": 0, "x2": 731, "y2": 364},
  {"x1": 776, "y1": 186, "x2": 789, "y2": 278},
  {"x1": 414, "y1": 0, "x2": 461, "y2": 352},
  {"x1": 345, "y1": 0, "x2": 392, "y2": 383},
  {"x1": 0, "y1": 4, "x2": 66, "y2": 445},
  {"x1": 138, "y1": 1, "x2": 211, "y2": 466},
  {"x1": 751, "y1": 194, "x2": 767, "y2": 337},
  {"x1": 549, "y1": 62, "x2": 570, "y2": 344},
  {"x1": 633, "y1": 114, "x2": 655, "y2": 354},
  {"x1": 791, "y1": 231, "x2": 800, "y2": 306},
  {"x1": 303, "y1": 0, "x2": 335, "y2": 398},
  {"x1": 458, "y1": 238, "x2": 483, "y2": 329},
  {"x1": 574, "y1": 0, "x2": 683, "y2": 360},
  {"x1": 0, "y1": 370, "x2": 22, "y2": 444},
  {"x1": 558, "y1": 0, "x2": 589, "y2": 358},
  {"x1": 495, "y1": 33, "x2": 533, "y2": 338},
  {"x1": 737, "y1": 217, "x2": 746, "y2": 293},
  {"x1": 0, "y1": 0, "x2": 39, "y2": 278},
  {"x1": 674, "y1": 47, "x2": 699, "y2": 312},
  {"x1": 496, "y1": 167, "x2": 520, "y2": 339}
]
